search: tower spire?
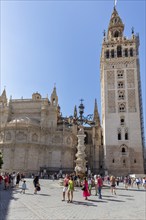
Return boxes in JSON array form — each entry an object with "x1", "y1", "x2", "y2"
[
  {"x1": 0, "y1": 88, "x2": 7, "y2": 103},
  {"x1": 107, "y1": 6, "x2": 124, "y2": 39},
  {"x1": 93, "y1": 99, "x2": 100, "y2": 126},
  {"x1": 51, "y1": 85, "x2": 58, "y2": 106},
  {"x1": 74, "y1": 105, "x2": 77, "y2": 118}
]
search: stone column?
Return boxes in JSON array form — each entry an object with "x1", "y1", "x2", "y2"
[{"x1": 75, "y1": 126, "x2": 87, "y2": 177}]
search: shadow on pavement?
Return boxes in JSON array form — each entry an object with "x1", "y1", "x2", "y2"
[
  {"x1": 117, "y1": 188, "x2": 146, "y2": 192},
  {"x1": 118, "y1": 194, "x2": 134, "y2": 197},
  {"x1": 73, "y1": 200, "x2": 97, "y2": 207},
  {"x1": 25, "y1": 192, "x2": 50, "y2": 196},
  {"x1": 102, "y1": 195, "x2": 114, "y2": 198},
  {"x1": 103, "y1": 198, "x2": 125, "y2": 202},
  {"x1": 88, "y1": 199, "x2": 107, "y2": 203},
  {"x1": 0, "y1": 184, "x2": 19, "y2": 220}
]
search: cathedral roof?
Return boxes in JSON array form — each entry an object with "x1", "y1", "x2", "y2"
[{"x1": 8, "y1": 117, "x2": 40, "y2": 126}]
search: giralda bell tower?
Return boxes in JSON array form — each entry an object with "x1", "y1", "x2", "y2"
[{"x1": 100, "y1": 6, "x2": 144, "y2": 175}]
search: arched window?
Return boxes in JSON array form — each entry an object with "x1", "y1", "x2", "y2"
[
  {"x1": 112, "y1": 159, "x2": 115, "y2": 163},
  {"x1": 111, "y1": 49, "x2": 115, "y2": 58},
  {"x1": 114, "y1": 31, "x2": 119, "y2": 38},
  {"x1": 134, "y1": 159, "x2": 137, "y2": 163},
  {"x1": 118, "y1": 132, "x2": 121, "y2": 140},
  {"x1": 122, "y1": 148, "x2": 126, "y2": 153},
  {"x1": 119, "y1": 103, "x2": 126, "y2": 112},
  {"x1": 120, "y1": 117, "x2": 125, "y2": 126},
  {"x1": 118, "y1": 91, "x2": 125, "y2": 100},
  {"x1": 117, "y1": 70, "x2": 124, "y2": 79},
  {"x1": 123, "y1": 159, "x2": 125, "y2": 164},
  {"x1": 118, "y1": 81, "x2": 124, "y2": 88},
  {"x1": 124, "y1": 49, "x2": 128, "y2": 57},
  {"x1": 130, "y1": 48, "x2": 133, "y2": 57},
  {"x1": 117, "y1": 45, "x2": 122, "y2": 57},
  {"x1": 125, "y1": 131, "x2": 128, "y2": 140},
  {"x1": 106, "y1": 50, "x2": 109, "y2": 59},
  {"x1": 53, "y1": 98, "x2": 56, "y2": 106},
  {"x1": 120, "y1": 144, "x2": 128, "y2": 155},
  {"x1": 117, "y1": 128, "x2": 121, "y2": 140}
]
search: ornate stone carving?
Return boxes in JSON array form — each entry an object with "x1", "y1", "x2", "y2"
[
  {"x1": 6, "y1": 132, "x2": 11, "y2": 141},
  {"x1": 32, "y1": 133, "x2": 38, "y2": 142},
  {"x1": 0, "y1": 132, "x2": 4, "y2": 142},
  {"x1": 16, "y1": 131, "x2": 27, "y2": 141},
  {"x1": 52, "y1": 134, "x2": 61, "y2": 143},
  {"x1": 75, "y1": 126, "x2": 87, "y2": 176},
  {"x1": 66, "y1": 136, "x2": 72, "y2": 145}
]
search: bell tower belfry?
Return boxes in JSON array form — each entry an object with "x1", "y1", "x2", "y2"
[{"x1": 100, "y1": 6, "x2": 144, "y2": 175}]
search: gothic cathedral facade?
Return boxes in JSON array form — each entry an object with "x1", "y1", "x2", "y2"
[{"x1": 100, "y1": 7, "x2": 144, "y2": 175}]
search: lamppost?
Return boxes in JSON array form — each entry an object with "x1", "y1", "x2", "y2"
[
  {"x1": 0, "y1": 151, "x2": 3, "y2": 169},
  {"x1": 62, "y1": 99, "x2": 95, "y2": 177}
]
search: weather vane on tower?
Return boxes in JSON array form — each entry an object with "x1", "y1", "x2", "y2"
[{"x1": 114, "y1": 0, "x2": 117, "y2": 7}]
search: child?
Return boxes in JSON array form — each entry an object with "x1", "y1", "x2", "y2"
[{"x1": 21, "y1": 180, "x2": 27, "y2": 194}]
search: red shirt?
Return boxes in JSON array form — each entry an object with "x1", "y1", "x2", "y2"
[{"x1": 97, "y1": 177, "x2": 103, "y2": 187}]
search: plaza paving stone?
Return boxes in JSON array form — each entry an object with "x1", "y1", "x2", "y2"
[{"x1": 0, "y1": 178, "x2": 146, "y2": 220}]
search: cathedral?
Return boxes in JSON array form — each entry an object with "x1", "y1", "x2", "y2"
[{"x1": 0, "y1": 7, "x2": 145, "y2": 176}]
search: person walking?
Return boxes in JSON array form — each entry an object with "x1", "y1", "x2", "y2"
[
  {"x1": 97, "y1": 175, "x2": 103, "y2": 199},
  {"x1": 33, "y1": 176, "x2": 39, "y2": 194},
  {"x1": 62, "y1": 174, "x2": 69, "y2": 201},
  {"x1": 142, "y1": 177, "x2": 146, "y2": 190},
  {"x1": 20, "y1": 180, "x2": 27, "y2": 194},
  {"x1": 16, "y1": 172, "x2": 21, "y2": 188},
  {"x1": 88, "y1": 176, "x2": 92, "y2": 195},
  {"x1": 67, "y1": 176, "x2": 74, "y2": 203},
  {"x1": 94, "y1": 174, "x2": 98, "y2": 196},
  {"x1": 110, "y1": 175, "x2": 116, "y2": 195},
  {"x1": 82, "y1": 177, "x2": 90, "y2": 200},
  {"x1": 4, "y1": 173, "x2": 9, "y2": 190},
  {"x1": 135, "y1": 178, "x2": 140, "y2": 190}
]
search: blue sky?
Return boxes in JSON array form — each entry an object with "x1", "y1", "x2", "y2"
[{"x1": 0, "y1": 0, "x2": 146, "y2": 136}]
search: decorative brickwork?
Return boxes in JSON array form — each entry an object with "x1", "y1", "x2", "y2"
[
  {"x1": 108, "y1": 91, "x2": 116, "y2": 113},
  {"x1": 126, "y1": 69, "x2": 135, "y2": 88},
  {"x1": 107, "y1": 70, "x2": 115, "y2": 89},
  {"x1": 128, "y1": 89, "x2": 136, "y2": 112}
]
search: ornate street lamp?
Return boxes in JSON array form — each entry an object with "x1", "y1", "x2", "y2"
[
  {"x1": 0, "y1": 151, "x2": 3, "y2": 169},
  {"x1": 62, "y1": 99, "x2": 95, "y2": 177},
  {"x1": 63, "y1": 99, "x2": 95, "y2": 126}
]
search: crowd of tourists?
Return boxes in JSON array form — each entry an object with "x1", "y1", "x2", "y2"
[
  {"x1": 0, "y1": 172, "x2": 41, "y2": 194},
  {"x1": 0, "y1": 171, "x2": 146, "y2": 201},
  {"x1": 0, "y1": 172, "x2": 25, "y2": 190},
  {"x1": 60, "y1": 173, "x2": 146, "y2": 203}
]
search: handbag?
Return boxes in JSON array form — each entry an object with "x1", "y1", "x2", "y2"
[
  {"x1": 37, "y1": 186, "x2": 41, "y2": 191},
  {"x1": 81, "y1": 185, "x2": 85, "y2": 191}
]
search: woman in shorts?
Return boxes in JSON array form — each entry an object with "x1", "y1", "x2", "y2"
[
  {"x1": 110, "y1": 176, "x2": 116, "y2": 195},
  {"x1": 67, "y1": 176, "x2": 74, "y2": 203}
]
